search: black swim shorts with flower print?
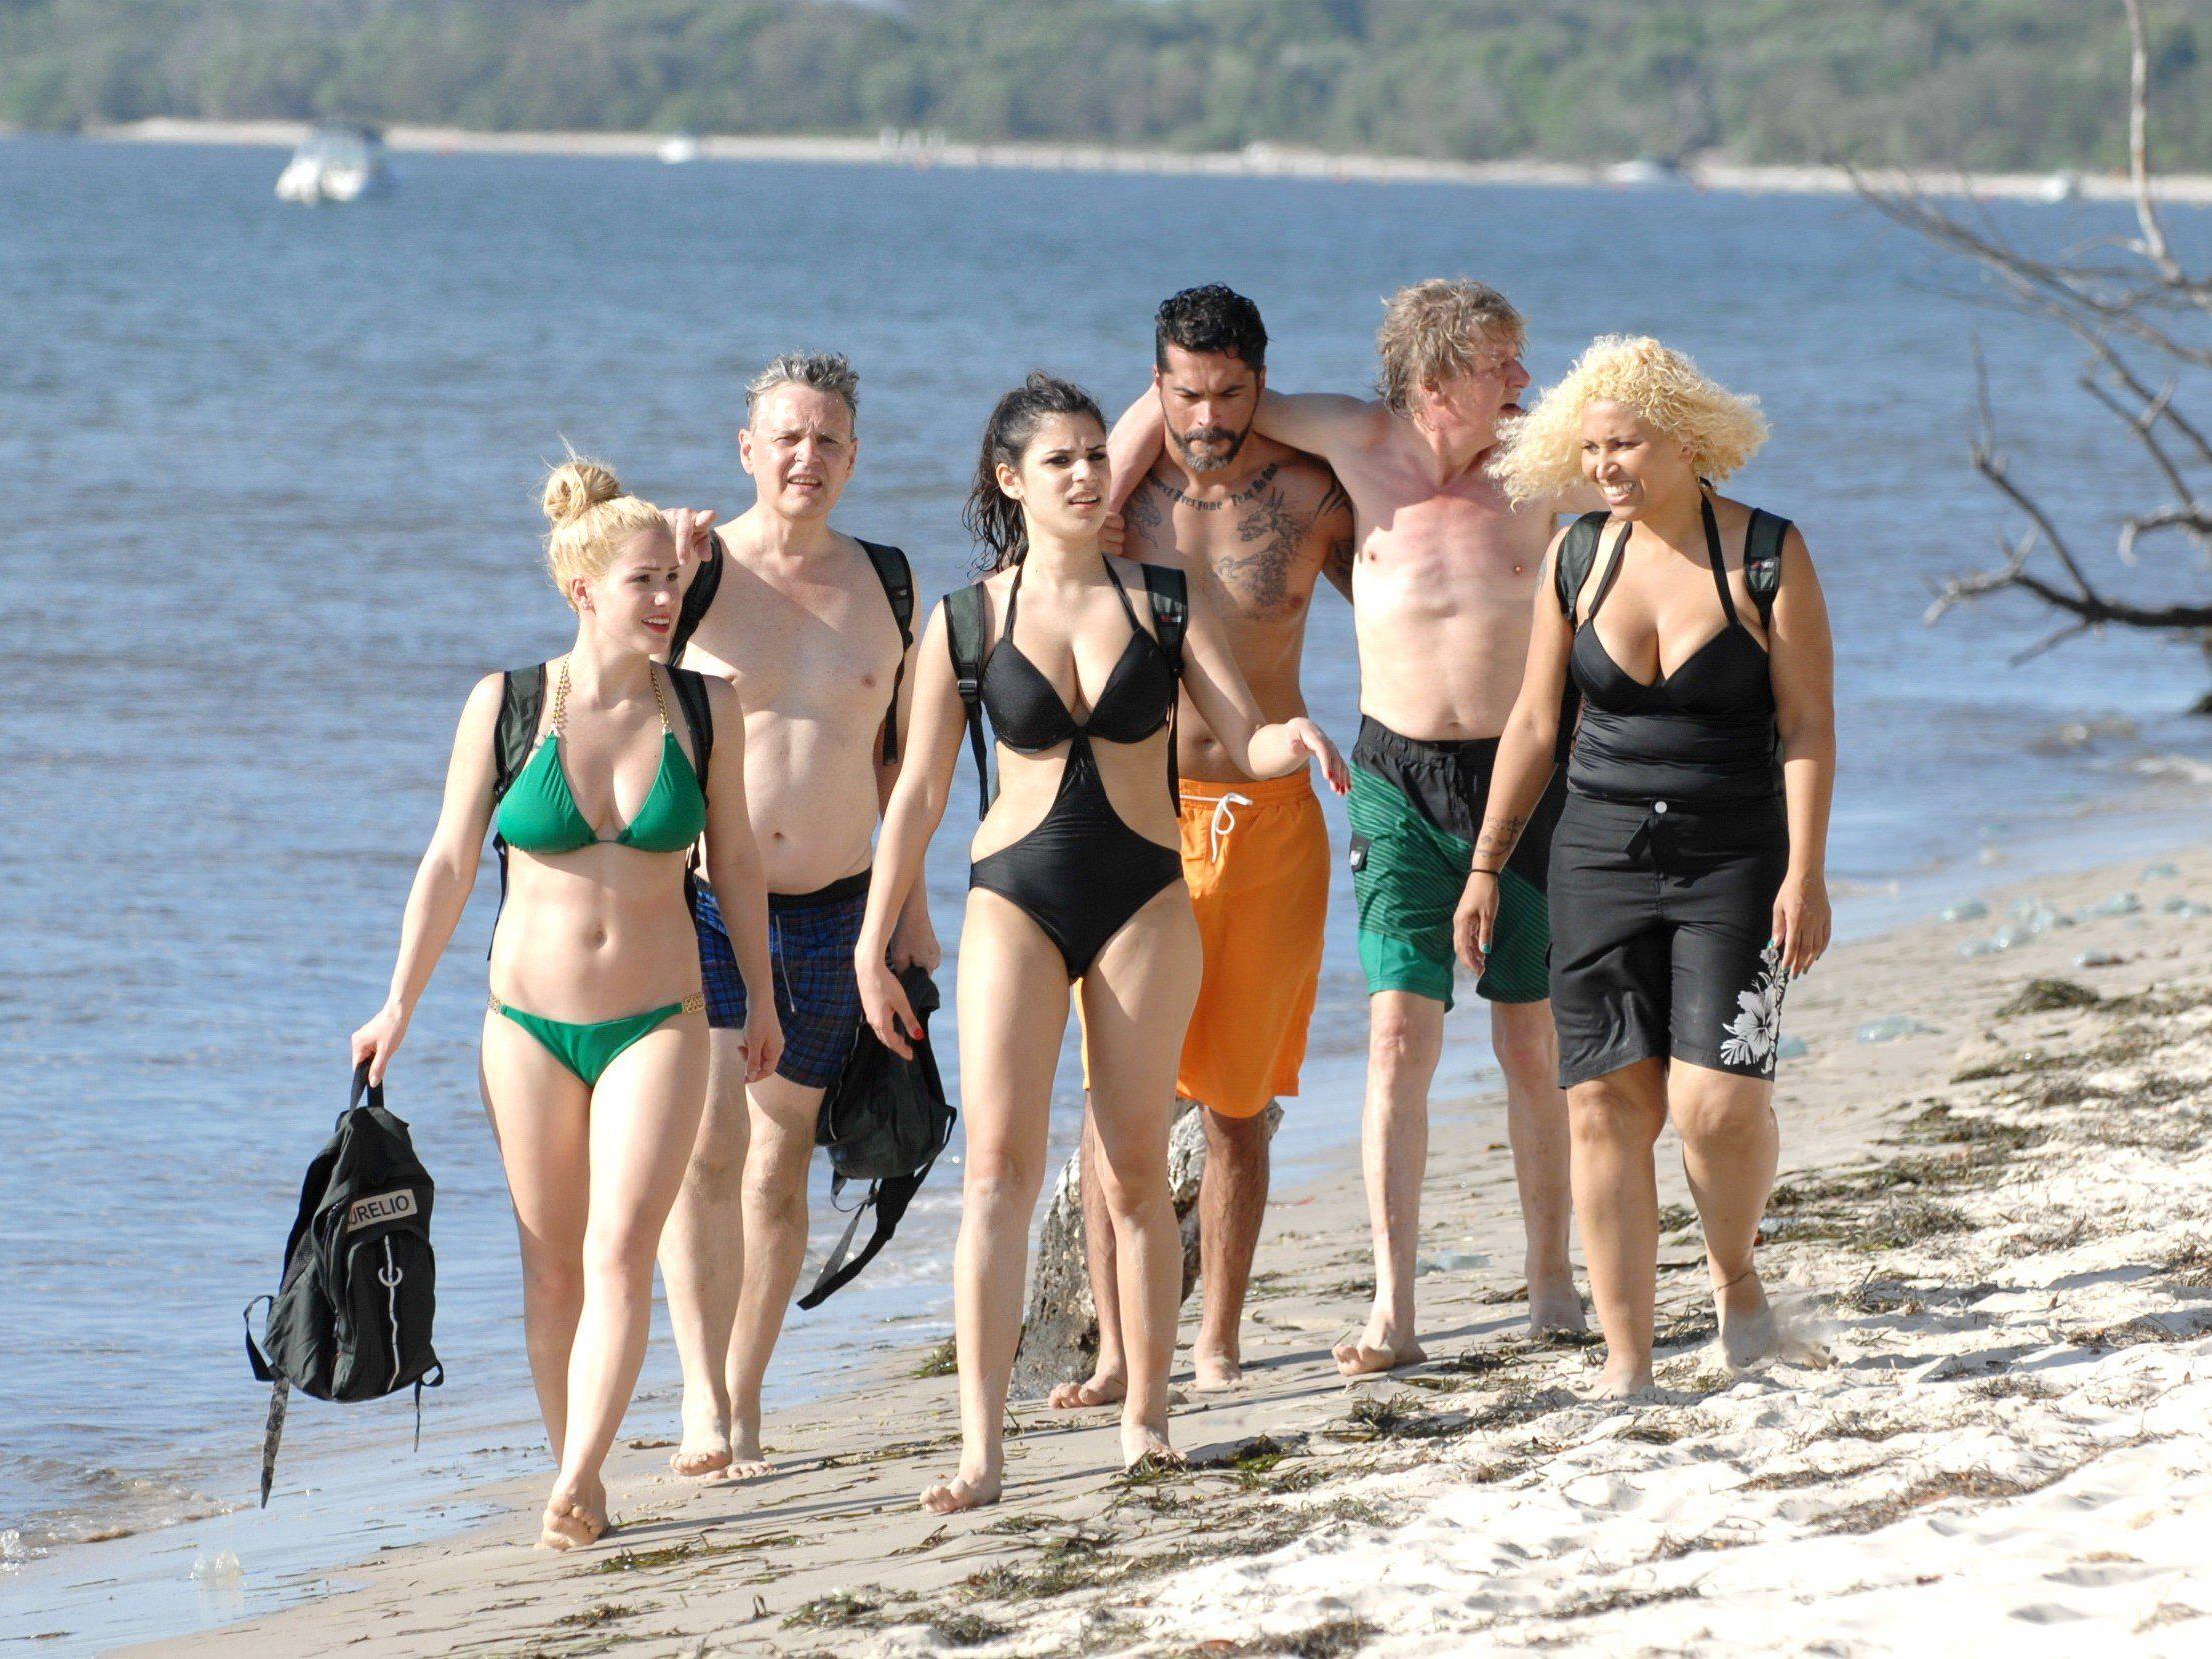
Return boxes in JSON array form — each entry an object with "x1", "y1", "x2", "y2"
[{"x1": 1545, "y1": 793, "x2": 1791, "y2": 1090}]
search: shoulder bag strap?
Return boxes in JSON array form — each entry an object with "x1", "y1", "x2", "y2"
[
  {"x1": 860, "y1": 540, "x2": 915, "y2": 764},
  {"x1": 1554, "y1": 512, "x2": 1609, "y2": 625},
  {"x1": 1744, "y1": 509, "x2": 1790, "y2": 630},
  {"x1": 942, "y1": 585, "x2": 995, "y2": 817},
  {"x1": 1141, "y1": 564, "x2": 1190, "y2": 812}
]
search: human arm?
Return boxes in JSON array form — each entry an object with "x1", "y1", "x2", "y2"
[
  {"x1": 697, "y1": 677, "x2": 784, "y2": 1082},
  {"x1": 1175, "y1": 584, "x2": 1349, "y2": 794},
  {"x1": 1766, "y1": 528, "x2": 1836, "y2": 977},
  {"x1": 1453, "y1": 534, "x2": 1577, "y2": 971},
  {"x1": 1317, "y1": 476, "x2": 1356, "y2": 602},
  {"x1": 349, "y1": 674, "x2": 505, "y2": 1084},
  {"x1": 855, "y1": 601, "x2": 971, "y2": 1059},
  {"x1": 874, "y1": 615, "x2": 941, "y2": 972}
]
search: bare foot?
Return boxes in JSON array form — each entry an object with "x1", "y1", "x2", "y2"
[
  {"x1": 537, "y1": 1485, "x2": 608, "y2": 1551},
  {"x1": 714, "y1": 1428, "x2": 773, "y2": 1483},
  {"x1": 1191, "y1": 1348, "x2": 1243, "y2": 1391},
  {"x1": 1588, "y1": 1358, "x2": 1655, "y2": 1399},
  {"x1": 920, "y1": 1465, "x2": 1002, "y2": 1514},
  {"x1": 1119, "y1": 1421, "x2": 1185, "y2": 1475},
  {"x1": 1717, "y1": 1268, "x2": 1778, "y2": 1370},
  {"x1": 1527, "y1": 1261, "x2": 1588, "y2": 1338},
  {"x1": 1333, "y1": 1309, "x2": 1425, "y2": 1377},
  {"x1": 1047, "y1": 1366, "x2": 1127, "y2": 1410},
  {"x1": 669, "y1": 1431, "x2": 731, "y2": 1480}
]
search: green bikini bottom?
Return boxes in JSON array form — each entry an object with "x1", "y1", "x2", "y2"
[{"x1": 488, "y1": 991, "x2": 705, "y2": 1087}]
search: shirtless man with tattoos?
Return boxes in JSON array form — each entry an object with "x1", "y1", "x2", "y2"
[
  {"x1": 1049, "y1": 286, "x2": 1352, "y2": 1406},
  {"x1": 1112, "y1": 279, "x2": 1592, "y2": 1375}
]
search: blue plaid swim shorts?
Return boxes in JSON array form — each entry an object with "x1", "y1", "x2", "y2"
[{"x1": 690, "y1": 871, "x2": 869, "y2": 1090}]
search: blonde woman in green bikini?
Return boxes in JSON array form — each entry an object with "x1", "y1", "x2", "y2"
[{"x1": 350, "y1": 458, "x2": 781, "y2": 1550}]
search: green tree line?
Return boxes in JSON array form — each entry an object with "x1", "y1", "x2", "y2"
[{"x1": 2, "y1": 0, "x2": 2206, "y2": 172}]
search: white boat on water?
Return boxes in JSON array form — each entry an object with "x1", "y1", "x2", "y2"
[
  {"x1": 658, "y1": 132, "x2": 702, "y2": 165},
  {"x1": 275, "y1": 123, "x2": 391, "y2": 204}
]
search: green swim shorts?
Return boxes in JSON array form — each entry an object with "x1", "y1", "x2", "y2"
[{"x1": 1345, "y1": 716, "x2": 1564, "y2": 1009}]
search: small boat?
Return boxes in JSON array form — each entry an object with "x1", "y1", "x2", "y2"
[
  {"x1": 657, "y1": 133, "x2": 702, "y2": 165},
  {"x1": 1604, "y1": 157, "x2": 1682, "y2": 188},
  {"x1": 275, "y1": 123, "x2": 391, "y2": 205},
  {"x1": 2035, "y1": 170, "x2": 2081, "y2": 204}
]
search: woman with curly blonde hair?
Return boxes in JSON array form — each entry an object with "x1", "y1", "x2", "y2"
[{"x1": 1456, "y1": 336, "x2": 1836, "y2": 1397}]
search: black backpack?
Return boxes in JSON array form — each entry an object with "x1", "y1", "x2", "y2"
[
  {"x1": 670, "y1": 534, "x2": 915, "y2": 762},
  {"x1": 796, "y1": 964, "x2": 955, "y2": 1309},
  {"x1": 244, "y1": 1063, "x2": 443, "y2": 1506},
  {"x1": 944, "y1": 561, "x2": 1189, "y2": 816}
]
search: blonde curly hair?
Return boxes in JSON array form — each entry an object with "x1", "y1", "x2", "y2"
[{"x1": 1490, "y1": 335, "x2": 1768, "y2": 504}]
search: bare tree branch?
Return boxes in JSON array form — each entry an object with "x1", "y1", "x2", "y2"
[
  {"x1": 1874, "y1": 2, "x2": 2212, "y2": 691},
  {"x1": 2123, "y1": 0, "x2": 2183, "y2": 280}
]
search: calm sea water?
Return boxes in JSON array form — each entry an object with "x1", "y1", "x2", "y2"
[{"x1": 4, "y1": 135, "x2": 2209, "y2": 1649}]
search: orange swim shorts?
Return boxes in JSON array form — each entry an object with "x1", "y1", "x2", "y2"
[{"x1": 1172, "y1": 773, "x2": 1330, "y2": 1117}]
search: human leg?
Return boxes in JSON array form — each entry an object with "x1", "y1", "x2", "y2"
[
  {"x1": 1488, "y1": 998, "x2": 1581, "y2": 1334},
  {"x1": 1669, "y1": 1061, "x2": 1780, "y2": 1367},
  {"x1": 721, "y1": 1071, "x2": 828, "y2": 1476},
  {"x1": 480, "y1": 1011, "x2": 594, "y2": 1461},
  {"x1": 923, "y1": 891, "x2": 1068, "y2": 1514},
  {"x1": 1192, "y1": 1103, "x2": 1271, "y2": 1388},
  {"x1": 654, "y1": 1028, "x2": 750, "y2": 1476},
  {"x1": 1569, "y1": 1058, "x2": 1669, "y2": 1396},
  {"x1": 545, "y1": 1014, "x2": 710, "y2": 1545},
  {"x1": 1081, "y1": 882, "x2": 1204, "y2": 1466},
  {"x1": 1047, "y1": 1108, "x2": 1128, "y2": 1409},
  {"x1": 1338, "y1": 989, "x2": 1445, "y2": 1375}
]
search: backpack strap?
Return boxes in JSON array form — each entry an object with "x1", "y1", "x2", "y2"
[
  {"x1": 1743, "y1": 508, "x2": 1790, "y2": 630},
  {"x1": 665, "y1": 664, "x2": 715, "y2": 783},
  {"x1": 859, "y1": 540, "x2": 915, "y2": 765},
  {"x1": 1553, "y1": 511, "x2": 1611, "y2": 625},
  {"x1": 492, "y1": 665, "x2": 545, "y2": 804},
  {"x1": 668, "y1": 534, "x2": 723, "y2": 665},
  {"x1": 488, "y1": 665, "x2": 546, "y2": 954},
  {"x1": 1141, "y1": 563, "x2": 1190, "y2": 812},
  {"x1": 942, "y1": 584, "x2": 996, "y2": 818}
]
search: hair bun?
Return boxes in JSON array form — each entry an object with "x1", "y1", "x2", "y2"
[{"x1": 541, "y1": 457, "x2": 623, "y2": 525}]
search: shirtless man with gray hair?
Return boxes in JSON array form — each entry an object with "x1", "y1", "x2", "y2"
[
  {"x1": 1113, "y1": 280, "x2": 1593, "y2": 1375},
  {"x1": 656, "y1": 352, "x2": 936, "y2": 1477}
]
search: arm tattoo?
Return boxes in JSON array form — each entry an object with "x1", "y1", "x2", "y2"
[{"x1": 1473, "y1": 813, "x2": 1527, "y2": 869}]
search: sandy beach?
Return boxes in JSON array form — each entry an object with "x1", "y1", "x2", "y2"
[
  {"x1": 75, "y1": 116, "x2": 2212, "y2": 204},
  {"x1": 76, "y1": 836, "x2": 2210, "y2": 1657}
]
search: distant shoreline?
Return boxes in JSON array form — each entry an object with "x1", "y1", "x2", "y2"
[{"x1": 64, "y1": 116, "x2": 2212, "y2": 204}]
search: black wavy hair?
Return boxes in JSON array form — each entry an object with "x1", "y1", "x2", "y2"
[
  {"x1": 1154, "y1": 283, "x2": 1268, "y2": 372},
  {"x1": 961, "y1": 371, "x2": 1107, "y2": 572}
]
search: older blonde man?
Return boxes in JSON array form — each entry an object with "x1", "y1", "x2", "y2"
[{"x1": 1116, "y1": 280, "x2": 1592, "y2": 1375}]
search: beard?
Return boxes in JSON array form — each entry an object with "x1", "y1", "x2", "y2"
[{"x1": 1169, "y1": 419, "x2": 1251, "y2": 474}]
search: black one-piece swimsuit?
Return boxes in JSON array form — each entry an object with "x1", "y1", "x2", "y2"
[
  {"x1": 1547, "y1": 499, "x2": 1792, "y2": 1090},
  {"x1": 967, "y1": 553, "x2": 1185, "y2": 980}
]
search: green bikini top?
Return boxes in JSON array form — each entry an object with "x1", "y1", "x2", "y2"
[{"x1": 494, "y1": 658, "x2": 707, "y2": 856}]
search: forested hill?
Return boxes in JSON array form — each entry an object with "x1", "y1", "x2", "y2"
[{"x1": 4, "y1": 0, "x2": 2208, "y2": 173}]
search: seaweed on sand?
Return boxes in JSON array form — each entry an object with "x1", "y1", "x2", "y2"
[
  {"x1": 1996, "y1": 978, "x2": 2102, "y2": 1017},
  {"x1": 782, "y1": 1589, "x2": 884, "y2": 1630}
]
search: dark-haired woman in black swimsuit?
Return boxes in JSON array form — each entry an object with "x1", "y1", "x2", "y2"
[
  {"x1": 1460, "y1": 337, "x2": 1836, "y2": 1399},
  {"x1": 857, "y1": 373, "x2": 1346, "y2": 1512}
]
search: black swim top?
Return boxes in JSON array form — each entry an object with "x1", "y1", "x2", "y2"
[
  {"x1": 1563, "y1": 498, "x2": 1784, "y2": 807},
  {"x1": 980, "y1": 551, "x2": 1176, "y2": 751}
]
